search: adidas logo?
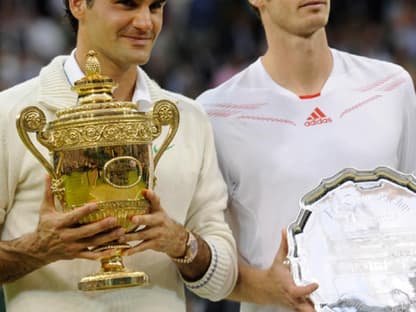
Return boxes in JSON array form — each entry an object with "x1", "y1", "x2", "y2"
[{"x1": 304, "y1": 107, "x2": 332, "y2": 127}]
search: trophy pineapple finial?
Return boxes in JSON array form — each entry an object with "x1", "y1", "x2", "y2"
[
  {"x1": 85, "y1": 50, "x2": 101, "y2": 76},
  {"x1": 72, "y1": 50, "x2": 117, "y2": 105}
]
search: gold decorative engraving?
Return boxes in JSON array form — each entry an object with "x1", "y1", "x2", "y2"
[
  {"x1": 16, "y1": 106, "x2": 56, "y2": 178},
  {"x1": 41, "y1": 119, "x2": 154, "y2": 151},
  {"x1": 22, "y1": 109, "x2": 46, "y2": 131},
  {"x1": 76, "y1": 199, "x2": 150, "y2": 231},
  {"x1": 51, "y1": 177, "x2": 65, "y2": 202},
  {"x1": 78, "y1": 270, "x2": 149, "y2": 291},
  {"x1": 55, "y1": 102, "x2": 138, "y2": 117},
  {"x1": 152, "y1": 100, "x2": 180, "y2": 167}
]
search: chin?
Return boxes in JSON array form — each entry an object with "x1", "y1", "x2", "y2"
[
  {"x1": 131, "y1": 50, "x2": 152, "y2": 65},
  {"x1": 123, "y1": 54, "x2": 151, "y2": 66},
  {"x1": 135, "y1": 57, "x2": 151, "y2": 66},
  {"x1": 301, "y1": 18, "x2": 328, "y2": 33}
]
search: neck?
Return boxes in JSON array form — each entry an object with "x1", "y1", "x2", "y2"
[
  {"x1": 75, "y1": 48, "x2": 138, "y2": 102},
  {"x1": 261, "y1": 28, "x2": 332, "y2": 96}
]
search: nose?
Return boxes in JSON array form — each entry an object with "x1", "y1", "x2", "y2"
[{"x1": 131, "y1": 8, "x2": 153, "y2": 31}]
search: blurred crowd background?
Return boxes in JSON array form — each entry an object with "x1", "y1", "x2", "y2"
[
  {"x1": 1, "y1": 0, "x2": 416, "y2": 311},
  {"x1": 1, "y1": 0, "x2": 416, "y2": 96}
]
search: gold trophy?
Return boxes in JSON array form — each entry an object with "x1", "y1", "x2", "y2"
[{"x1": 16, "y1": 51, "x2": 180, "y2": 291}]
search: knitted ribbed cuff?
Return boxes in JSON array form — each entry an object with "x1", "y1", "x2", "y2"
[{"x1": 183, "y1": 238, "x2": 237, "y2": 301}]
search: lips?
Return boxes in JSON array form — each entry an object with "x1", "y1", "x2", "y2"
[
  {"x1": 123, "y1": 34, "x2": 152, "y2": 41},
  {"x1": 121, "y1": 33, "x2": 154, "y2": 46},
  {"x1": 299, "y1": 1, "x2": 326, "y2": 8}
]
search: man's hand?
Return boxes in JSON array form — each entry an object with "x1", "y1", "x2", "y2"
[
  {"x1": 262, "y1": 229, "x2": 318, "y2": 310},
  {"x1": 230, "y1": 230, "x2": 318, "y2": 311},
  {"x1": 119, "y1": 189, "x2": 188, "y2": 258},
  {"x1": 33, "y1": 176, "x2": 126, "y2": 263},
  {"x1": 0, "y1": 176, "x2": 126, "y2": 284},
  {"x1": 118, "y1": 189, "x2": 212, "y2": 281}
]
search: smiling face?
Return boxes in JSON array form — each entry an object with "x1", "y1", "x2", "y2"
[
  {"x1": 252, "y1": 0, "x2": 331, "y2": 38},
  {"x1": 70, "y1": 0, "x2": 166, "y2": 69}
]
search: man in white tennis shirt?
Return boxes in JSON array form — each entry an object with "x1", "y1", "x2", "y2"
[
  {"x1": 0, "y1": 0, "x2": 237, "y2": 311},
  {"x1": 197, "y1": 0, "x2": 416, "y2": 311}
]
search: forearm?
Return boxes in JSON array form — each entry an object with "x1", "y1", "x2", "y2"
[
  {"x1": 227, "y1": 261, "x2": 268, "y2": 303},
  {"x1": 176, "y1": 234, "x2": 211, "y2": 281},
  {"x1": 0, "y1": 233, "x2": 47, "y2": 284}
]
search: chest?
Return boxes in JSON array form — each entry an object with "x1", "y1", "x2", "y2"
[{"x1": 215, "y1": 89, "x2": 405, "y2": 187}]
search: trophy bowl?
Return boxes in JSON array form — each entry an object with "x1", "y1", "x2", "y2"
[
  {"x1": 287, "y1": 167, "x2": 416, "y2": 312},
  {"x1": 16, "y1": 51, "x2": 180, "y2": 291}
]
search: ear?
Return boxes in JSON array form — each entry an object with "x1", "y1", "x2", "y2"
[
  {"x1": 248, "y1": 0, "x2": 262, "y2": 9},
  {"x1": 68, "y1": 0, "x2": 88, "y2": 19}
]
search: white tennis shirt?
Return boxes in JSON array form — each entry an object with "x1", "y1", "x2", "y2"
[{"x1": 197, "y1": 49, "x2": 416, "y2": 312}]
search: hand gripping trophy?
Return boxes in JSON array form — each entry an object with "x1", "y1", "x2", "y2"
[{"x1": 16, "y1": 51, "x2": 180, "y2": 291}]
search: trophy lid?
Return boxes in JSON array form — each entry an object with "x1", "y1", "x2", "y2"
[
  {"x1": 72, "y1": 50, "x2": 116, "y2": 105},
  {"x1": 55, "y1": 50, "x2": 139, "y2": 119},
  {"x1": 40, "y1": 50, "x2": 156, "y2": 151},
  {"x1": 17, "y1": 50, "x2": 178, "y2": 161}
]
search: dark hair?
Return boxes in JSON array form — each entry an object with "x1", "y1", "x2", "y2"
[{"x1": 63, "y1": 0, "x2": 94, "y2": 33}]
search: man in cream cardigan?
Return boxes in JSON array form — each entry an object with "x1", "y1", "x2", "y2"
[{"x1": 0, "y1": 0, "x2": 237, "y2": 311}]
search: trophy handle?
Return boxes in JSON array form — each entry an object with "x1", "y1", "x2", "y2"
[
  {"x1": 151, "y1": 100, "x2": 180, "y2": 168},
  {"x1": 16, "y1": 106, "x2": 57, "y2": 179}
]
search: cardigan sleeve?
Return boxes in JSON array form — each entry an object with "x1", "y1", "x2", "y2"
[
  {"x1": 141, "y1": 77, "x2": 238, "y2": 301},
  {"x1": 0, "y1": 109, "x2": 8, "y2": 224},
  {"x1": 181, "y1": 109, "x2": 238, "y2": 301}
]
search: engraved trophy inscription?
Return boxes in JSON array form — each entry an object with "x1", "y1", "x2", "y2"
[{"x1": 16, "y1": 51, "x2": 180, "y2": 291}]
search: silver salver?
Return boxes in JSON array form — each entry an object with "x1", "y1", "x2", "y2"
[{"x1": 287, "y1": 167, "x2": 416, "y2": 312}]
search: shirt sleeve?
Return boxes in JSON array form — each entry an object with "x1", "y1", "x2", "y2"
[{"x1": 398, "y1": 70, "x2": 416, "y2": 175}]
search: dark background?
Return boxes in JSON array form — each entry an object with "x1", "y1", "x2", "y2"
[{"x1": 0, "y1": 0, "x2": 415, "y2": 311}]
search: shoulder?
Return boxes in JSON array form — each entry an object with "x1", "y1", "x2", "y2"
[
  {"x1": 332, "y1": 49, "x2": 415, "y2": 95},
  {"x1": 0, "y1": 56, "x2": 68, "y2": 116},
  {"x1": 0, "y1": 77, "x2": 40, "y2": 98},
  {"x1": 162, "y1": 89, "x2": 212, "y2": 126},
  {"x1": 334, "y1": 49, "x2": 410, "y2": 80},
  {"x1": 197, "y1": 60, "x2": 261, "y2": 107},
  {"x1": 163, "y1": 89, "x2": 203, "y2": 114},
  {"x1": 144, "y1": 73, "x2": 210, "y2": 120},
  {"x1": 0, "y1": 77, "x2": 41, "y2": 116}
]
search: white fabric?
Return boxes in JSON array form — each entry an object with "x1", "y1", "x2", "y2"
[
  {"x1": 197, "y1": 49, "x2": 416, "y2": 312},
  {"x1": 0, "y1": 56, "x2": 238, "y2": 311}
]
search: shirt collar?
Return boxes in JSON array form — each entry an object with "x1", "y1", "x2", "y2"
[{"x1": 63, "y1": 49, "x2": 153, "y2": 111}]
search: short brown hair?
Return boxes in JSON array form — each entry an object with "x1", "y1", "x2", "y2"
[{"x1": 63, "y1": 0, "x2": 94, "y2": 33}]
